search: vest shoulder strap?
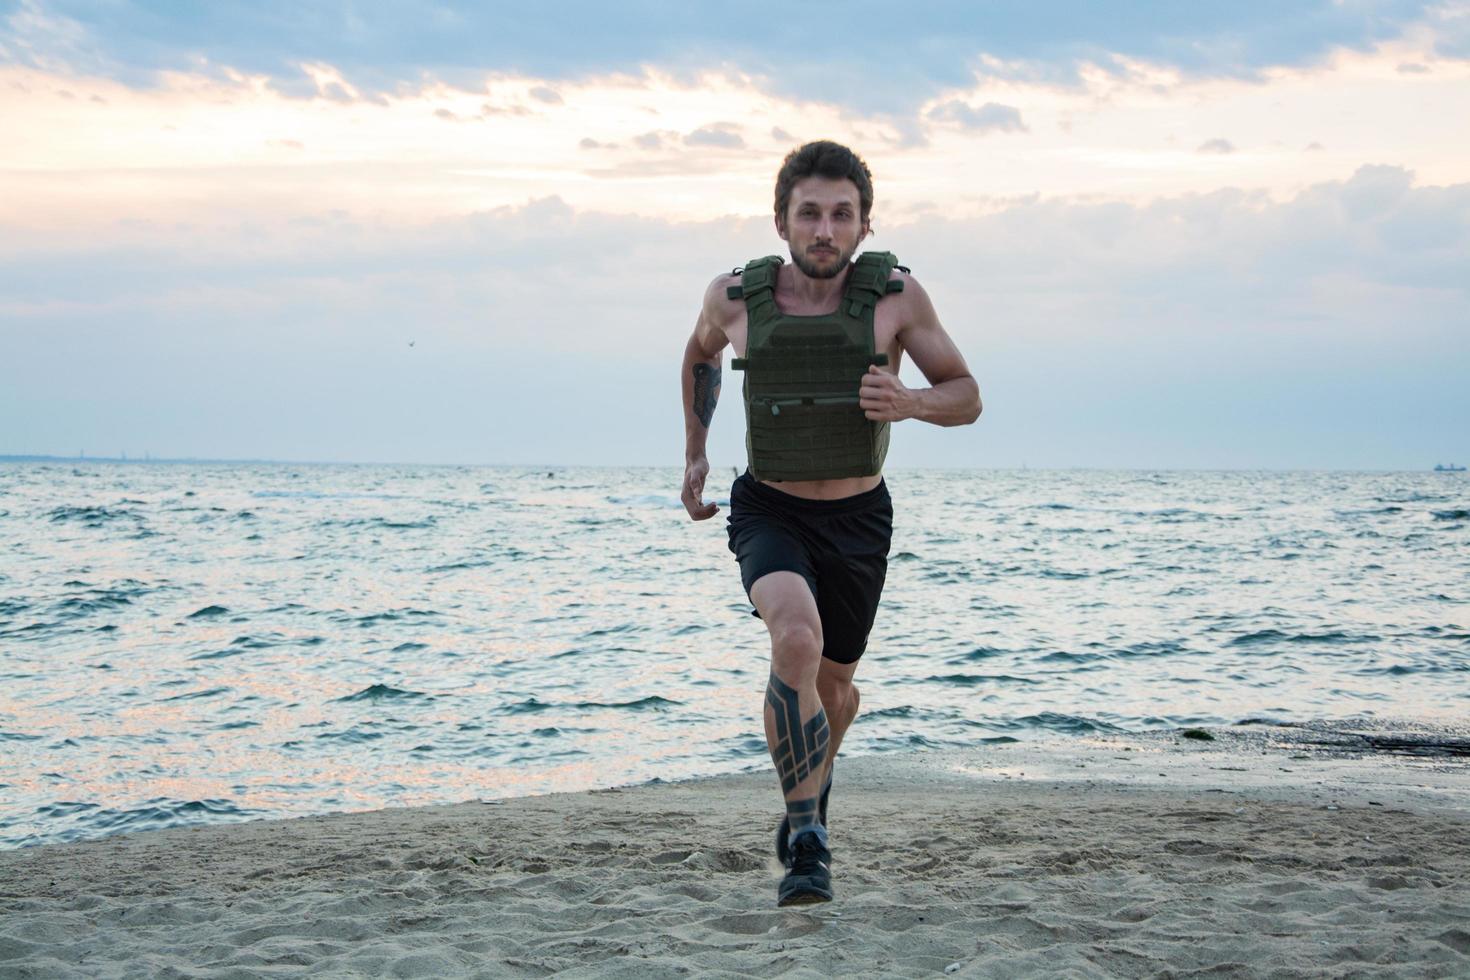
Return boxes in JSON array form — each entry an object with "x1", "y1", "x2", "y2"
[
  {"x1": 843, "y1": 251, "x2": 906, "y2": 318},
  {"x1": 726, "y1": 255, "x2": 784, "y2": 322}
]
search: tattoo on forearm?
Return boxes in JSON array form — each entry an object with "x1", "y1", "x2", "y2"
[
  {"x1": 766, "y1": 671, "x2": 830, "y2": 795},
  {"x1": 692, "y1": 363, "x2": 720, "y2": 428}
]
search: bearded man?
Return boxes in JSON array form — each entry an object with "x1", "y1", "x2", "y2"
[{"x1": 680, "y1": 140, "x2": 982, "y2": 906}]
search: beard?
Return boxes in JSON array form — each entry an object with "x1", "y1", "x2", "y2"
[{"x1": 789, "y1": 243, "x2": 853, "y2": 279}]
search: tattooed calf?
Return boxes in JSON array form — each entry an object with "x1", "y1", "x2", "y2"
[{"x1": 766, "y1": 671, "x2": 830, "y2": 795}]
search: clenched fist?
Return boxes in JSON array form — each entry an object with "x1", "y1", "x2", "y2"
[{"x1": 859, "y1": 365, "x2": 918, "y2": 422}]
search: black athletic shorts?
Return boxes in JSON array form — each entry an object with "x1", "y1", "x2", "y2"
[{"x1": 725, "y1": 471, "x2": 893, "y2": 665}]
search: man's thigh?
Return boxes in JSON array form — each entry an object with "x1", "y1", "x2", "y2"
[
  {"x1": 812, "y1": 502, "x2": 892, "y2": 665},
  {"x1": 813, "y1": 554, "x2": 887, "y2": 665},
  {"x1": 749, "y1": 570, "x2": 823, "y2": 640}
]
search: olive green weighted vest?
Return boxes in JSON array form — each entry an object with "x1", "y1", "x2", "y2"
[{"x1": 728, "y1": 251, "x2": 905, "y2": 481}]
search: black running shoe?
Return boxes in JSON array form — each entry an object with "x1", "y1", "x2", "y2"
[
  {"x1": 775, "y1": 777, "x2": 833, "y2": 867},
  {"x1": 777, "y1": 830, "x2": 833, "y2": 906}
]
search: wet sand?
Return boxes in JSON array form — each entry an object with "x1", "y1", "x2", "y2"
[{"x1": 2, "y1": 723, "x2": 1468, "y2": 978}]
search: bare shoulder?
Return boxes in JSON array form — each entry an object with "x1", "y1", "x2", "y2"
[
  {"x1": 702, "y1": 270, "x2": 744, "y2": 324},
  {"x1": 691, "y1": 270, "x2": 742, "y2": 355},
  {"x1": 887, "y1": 268, "x2": 940, "y2": 327}
]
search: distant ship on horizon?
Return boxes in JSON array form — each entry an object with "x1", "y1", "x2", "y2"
[{"x1": 1434, "y1": 463, "x2": 1467, "y2": 472}]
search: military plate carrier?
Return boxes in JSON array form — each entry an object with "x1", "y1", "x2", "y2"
[{"x1": 729, "y1": 251, "x2": 906, "y2": 482}]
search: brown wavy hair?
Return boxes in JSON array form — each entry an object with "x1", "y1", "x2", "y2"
[{"x1": 774, "y1": 140, "x2": 874, "y2": 225}]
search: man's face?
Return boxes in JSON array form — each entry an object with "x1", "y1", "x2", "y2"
[{"x1": 777, "y1": 176, "x2": 869, "y2": 280}]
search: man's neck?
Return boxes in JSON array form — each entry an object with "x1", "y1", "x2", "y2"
[{"x1": 783, "y1": 263, "x2": 850, "y2": 311}]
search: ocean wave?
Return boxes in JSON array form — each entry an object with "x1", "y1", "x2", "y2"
[
  {"x1": 52, "y1": 592, "x2": 135, "y2": 616},
  {"x1": 1229, "y1": 629, "x2": 1378, "y2": 647},
  {"x1": 1039, "y1": 650, "x2": 1104, "y2": 664},
  {"x1": 47, "y1": 505, "x2": 133, "y2": 526},
  {"x1": 948, "y1": 646, "x2": 1007, "y2": 663},
  {"x1": 923, "y1": 673, "x2": 1041, "y2": 686},
  {"x1": 161, "y1": 686, "x2": 231, "y2": 702},
  {"x1": 426, "y1": 559, "x2": 493, "y2": 572},
  {"x1": 1004, "y1": 712, "x2": 1128, "y2": 734},
  {"x1": 190, "y1": 647, "x2": 244, "y2": 661},
  {"x1": 1116, "y1": 641, "x2": 1190, "y2": 659},
  {"x1": 335, "y1": 684, "x2": 434, "y2": 703},
  {"x1": 352, "y1": 609, "x2": 439, "y2": 628},
  {"x1": 496, "y1": 695, "x2": 681, "y2": 714},
  {"x1": 6, "y1": 797, "x2": 260, "y2": 848}
]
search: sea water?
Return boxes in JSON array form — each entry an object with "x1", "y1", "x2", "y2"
[{"x1": 1, "y1": 463, "x2": 1466, "y2": 847}]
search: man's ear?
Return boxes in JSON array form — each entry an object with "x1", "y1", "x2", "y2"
[{"x1": 774, "y1": 212, "x2": 788, "y2": 242}]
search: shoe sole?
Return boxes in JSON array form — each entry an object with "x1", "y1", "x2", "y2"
[{"x1": 777, "y1": 887, "x2": 833, "y2": 907}]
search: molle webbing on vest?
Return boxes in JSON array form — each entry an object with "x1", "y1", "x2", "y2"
[{"x1": 730, "y1": 251, "x2": 905, "y2": 482}]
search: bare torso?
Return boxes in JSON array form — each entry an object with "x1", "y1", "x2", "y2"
[{"x1": 714, "y1": 263, "x2": 909, "y2": 500}]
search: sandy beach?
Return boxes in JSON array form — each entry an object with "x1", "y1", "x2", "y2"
[{"x1": 2, "y1": 723, "x2": 1468, "y2": 979}]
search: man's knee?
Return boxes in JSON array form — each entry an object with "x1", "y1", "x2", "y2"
[{"x1": 770, "y1": 621, "x2": 822, "y2": 682}]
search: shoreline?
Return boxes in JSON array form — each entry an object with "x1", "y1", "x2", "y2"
[
  {"x1": 3, "y1": 727, "x2": 1467, "y2": 977},
  {"x1": 7, "y1": 716, "x2": 1468, "y2": 852}
]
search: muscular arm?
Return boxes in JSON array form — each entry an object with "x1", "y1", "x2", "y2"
[
  {"x1": 680, "y1": 276, "x2": 735, "y2": 519},
  {"x1": 860, "y1": 275, "x2": 982, "y2": 427},
  {"x1": 682, "y1": 276, "x2": 733, "y2": 457}
]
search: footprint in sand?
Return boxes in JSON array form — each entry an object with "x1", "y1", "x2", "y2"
[
  {"x1": 650, "y1": 849, "x2": 764, "y2": 872},
  {"x1": 705, "y1": 912, "x2": 827, "y2": 938}
]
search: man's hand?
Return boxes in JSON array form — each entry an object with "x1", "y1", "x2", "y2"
[
  {"x1": 682, "y1": 456, "x2": 718, "y2": 520},
  {"x1": 859, "y1": 365, "x2": 919, "y2": 422}
]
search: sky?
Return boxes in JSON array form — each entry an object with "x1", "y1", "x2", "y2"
[{"x1": 2, "y1": 1, "x2": 1468, "y2": 469}]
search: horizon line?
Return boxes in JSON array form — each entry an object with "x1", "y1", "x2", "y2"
[{"x1": 0, "y1": 453, "x2": 1460, "y2": 474}]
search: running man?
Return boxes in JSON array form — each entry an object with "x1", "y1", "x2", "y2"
[{"x1": 680, "y1": 141, "x2": 981, "y2": 906}]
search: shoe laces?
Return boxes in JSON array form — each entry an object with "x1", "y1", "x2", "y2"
[{"x1": 789, "y1": 832, "x2": 829, "y2": 875}]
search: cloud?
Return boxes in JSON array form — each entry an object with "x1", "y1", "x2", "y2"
[
  {"x1": 528, "y1": 85, "x2": 562, "y2": 105},
  {"x1": 581, "y1": 156, "x2": 737, "y2": 179},
  {"x1": 4, "y1": 1, "x2": 1453, "y2": 120},
  {"x1": 480, "y1": 101, "x2": 529, "y2": 117},
  {"x1": 1396, "y1": 61, "x2": 1431, "y2": 73},
  {"x1": 1335, "y1": 163, "x2": 1415, "y2": 220},
  {"x1": 578, "y1": 137, "x2": 614, "y2": 149},
  {"x1": 1305, "y1": 141, "x2": 1325, "y2": 151},
  {"x1": 683, "y1": 122, "x2": 744, "y2": 149},
  {"x1": 1197, "y1": 138, "x2": 1236, "y2": 154},
  {"x1": 3, "y1": 166, "x2": 1466, "y2": 467},
  {"x1": 927, "y1": 100, "x2": 1028, "y2": 133},
  {"x1": 1430, "y1": 0, "x2": 1470, "y2": 58},
  {"x1": 771, "y1": 126, "x2": 793, "y2": 142},
  {"x1": 633, "y1": 130, "x2": 666, "y2": 150}
]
